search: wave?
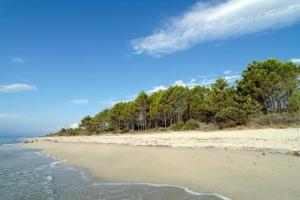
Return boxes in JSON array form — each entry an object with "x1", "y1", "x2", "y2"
[
  {"x1": 33, "y1": 151, "x2": 67, "y2": 168},
  {"x1": 92, "y1": 182, "x2": 232, "y2": 200}
]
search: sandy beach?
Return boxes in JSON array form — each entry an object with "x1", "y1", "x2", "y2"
[{"x1": 23, "y1": 128, "x2": 300, "y2": 200}]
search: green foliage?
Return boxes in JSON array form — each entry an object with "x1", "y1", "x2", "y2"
[
  {"x1": 198, "y1": 122, "x2": 218, "y2": 131},
  {"x1": 120, "y1": 127, "x2": 130, "y2": 133},
  {"x1": 216, "y1": 107, "x2": 248, "y2": 128},
  {"x1": 242, "y1": 96, "x2": 262, "y2": 116},
  {"x1": 167, "y1": 86, "x2": 189, "y2": 123},
  {"x1": 287, "y1": 92, "x2": 300, "y2": 113},
  {"x1": 134, "y1": 91, "x2": 149, "y2": 131},
  {"x1": 80, "y1": 116, "x2": 94, "y2": 131},
  {"x1": 52, "y1": 58, "x2": 300, "y2": 136},
  {"x1": 184, "y1": 119, "x2": 200, "y2": 130},
  {"x1": 93, "y1": 109, "x2": 110, "y2": 131},
  {"x1": 54, "y1": 128, "x2": 81, "y2": 136},
  {"x1": 149, "y1": 90, "x2": 165, "y2": 127},
  {"x1": 238, "y1": 59, "x2": 300, "y2": 113},
  {"x1": 188, "y1": 86, "x2": 209, "y2": 122},
  {"x1": 170, "y1": 122, "x2": 185, "y2": 131},
  {"x1": 250, "y1": 112, "x2": 300, "y2": 128}
]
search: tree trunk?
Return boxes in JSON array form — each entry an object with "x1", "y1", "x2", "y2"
[{"x1": 163, "y1": 113, "x2": 167, "y2": 128}]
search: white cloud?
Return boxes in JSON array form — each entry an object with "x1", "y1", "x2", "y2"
[
  {"x1": 173, "y1": 80, "x2": 198, "y2": 88},
  {"x1": 224, "y1": 75, "x2": 241, "y2": 83},
  {"x1": 290, "y1": 58, "x2": 300, "y2": 64},
  {"x1": 200, "y1": 78, "x2": 217, "y2": 86},
  {"x1": 200, "y1": 71, "x2": 241, "y2": 86},
  {"x1": 173, "y1": 80, "x2": 186, "y2": 87},
  {"x1": 11, "y1": 57, "x2": 27, "y2": 64},
  {"x1": 44, "y1": 122, "x2": 79, "y2": 133},
  {"x1": 190, "y1": 78, "x2": 196, "y2": 83},
  {"x1": 69, "y1": 99, "x2": 89, "y2": 104},
  {"x1": 224, "y1": 70, "x2": 232, "y2": 75},
  {"x1": 0, "y1": 113, "x2": 20, "y2": 119},
  {"x1": 132, "y1": 0, "x2": 300, "y2": 56},
  {"x1": 69, "y1": 123, "x2": 79, "y2": 129},
  {"x1": 147, "y1": 85, "x2": 168, "y2": 93},
  {"x1": 147, "y1": 79, "x2": 199, "y2": 94},
  {"x1": 148, "y1": 73, "x2": 241, "y2": 94},
  {"x1": 0, "y1": 83, "x2": 37, "y2": 93}
]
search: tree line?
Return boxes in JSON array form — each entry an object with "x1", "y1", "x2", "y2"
[{"x1": 54, "y1": 58, "x2": 300, "y2": 136}]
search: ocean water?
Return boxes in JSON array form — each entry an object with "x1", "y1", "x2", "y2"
[{"x1": 0, "y1": 138, "x2": 231, "y2": 200}]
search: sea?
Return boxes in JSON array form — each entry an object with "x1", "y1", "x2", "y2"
[{"x1": 0, "y1": 137, "x2": 231, "y2": 200}]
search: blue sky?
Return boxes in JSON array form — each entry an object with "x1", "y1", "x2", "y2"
[{"x1": 1, "y1": 0, "x2": 300, "y2": 137}]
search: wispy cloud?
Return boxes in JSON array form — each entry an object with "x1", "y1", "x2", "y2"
[
  {"x1": 147, "y1": 79, "x2": 200, "y2": 94},
  {"x1": 147, "y1": 85, "x2": 168, "y2": 93},
  {"x1": 0, "y1": 113, "x2": 20, "y2": 119},
  {"x1": 224, "y1": 74, "x2": 241, "y2": 83},
  {"x1": 69, "y1": 123, "x2": 79, "y2": 129},
  {"x1": 199, "y1": 78, "x2": 216, "y2": 86},
  {"x1": 132, "y1": 0, "x2": 300, "y2": 56},
  {"x1": 148, "y1": 70, "x2": 241, "y2": 93},
  {"x1": 11, "y1": 57, "x2": 28, "y2": 64},
  {"x1": 0, "y1": 83, "x2": 37, "y2": 93},
  {"x1": 290, "y1": 58, "x2": 300, "y2": 65},
  {"x1": 173, "y1": 79, "x2": 198, "y2": 87},
  {"x1": 69, "y1": 99, "x2": 89, "y2": 104},
  {"x1": 199, "y1": 70, "x2": 241, "y2": 86}
]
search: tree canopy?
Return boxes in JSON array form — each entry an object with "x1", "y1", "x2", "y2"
[{"x1": 54, "y1": 59, "x2": 300, "y2": 136}]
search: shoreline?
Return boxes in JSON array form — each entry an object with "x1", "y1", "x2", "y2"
[{"x1": 22, "y1": 128, "x2": 300, "y2": 200}]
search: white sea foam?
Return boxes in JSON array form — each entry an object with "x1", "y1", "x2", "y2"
[
  {"x1": 34, "y1": 151, "x2": 44, "y2": 156},
  {"x1": 44, "y1": 175, "x2": 54, "y2": 182},
  {"x1": 50, "y1": 159, "x2": 67, "y2": 168},
  {"x1": 92, "y1": 182, "x2": 232, "y2": 200},
  {"x1": 33, "y1": 151, "x2": 67, "y2": 167}
]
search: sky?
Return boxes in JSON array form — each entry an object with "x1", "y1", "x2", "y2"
[{"x1": 1, "y1": 0, "x2": 300, "y2": 137}]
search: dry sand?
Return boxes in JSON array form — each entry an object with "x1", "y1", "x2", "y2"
[{"x1": 23, "y1": 128, "x2": 300, "y2": 200}]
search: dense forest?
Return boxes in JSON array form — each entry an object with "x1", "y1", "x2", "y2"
[{"x1": 53, "y1": 59, "x2": 300, "y2": 136}]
